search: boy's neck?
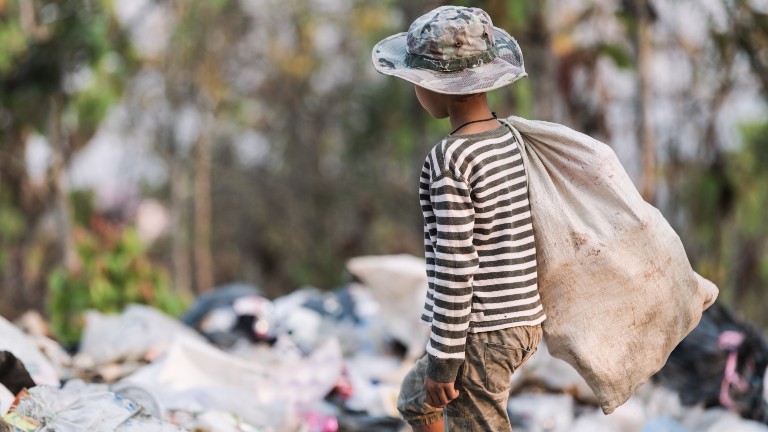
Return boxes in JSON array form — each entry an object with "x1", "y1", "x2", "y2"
[{"x1": 447, "y1": 94, "x2": 501, "y2": 136}]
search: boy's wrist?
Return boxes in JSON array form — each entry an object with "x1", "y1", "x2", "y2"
[{"x1": 426, "y1": 354, "x2": 463, "y2": 383}]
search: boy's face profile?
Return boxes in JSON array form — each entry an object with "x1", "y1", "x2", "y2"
[
  {"x1": 414, "y1": 85, "x2": 449, "y2": 119},
  {"x1": 414, "y1": 85, "x2": 486, "y2": 121}
]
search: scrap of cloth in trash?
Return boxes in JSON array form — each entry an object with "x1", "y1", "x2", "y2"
[{"x1": 501, "y1": 116, "x2": 718, "y2": 414}]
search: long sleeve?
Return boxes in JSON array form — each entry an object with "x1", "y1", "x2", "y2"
[
  {"x1": 425, "y1": 172, "x2": 479, "y2": 383},
  {"x1": 420, "y1": 161, "x2": 438, "y2": 324}
]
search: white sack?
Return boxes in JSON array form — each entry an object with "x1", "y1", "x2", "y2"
[{"x1": 503, "y1": 116, "x2": 718, "y2": 414}]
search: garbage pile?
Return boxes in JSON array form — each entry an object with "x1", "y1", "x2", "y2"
[{"x1": 0, "y1": 254, "x2": 766, "y2": 431}]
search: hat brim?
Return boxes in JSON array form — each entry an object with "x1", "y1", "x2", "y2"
[{"x1": 372, "y1": 28, "x2": 527, "y2": 95}]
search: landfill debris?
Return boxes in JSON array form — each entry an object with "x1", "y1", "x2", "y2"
[
  {"x1": 0, "y1": 254, "x2": 766, "y2": 431},
  {"x1": 0, "y1": 352, "x2": 35, "y2": 396},
  {"x1": 512, "y1": 341, "x2": 598, "y2": 405},
  {"x1": 3, "y1": 381, "x2": 183, "y2": 431},
  {"x1": 654, "y1": 303, "x2": 768, "y2": 422},
  {"x1": 0, "y1": 316, "x2": 59, "y2": 387},
  {"x1": 123, "y1": 334, "x2": 343, "y2": 429},
  {"x1": 77, "y1": 304, "x2": 205, "y2": 368},
  {"x1": 181, "y1": 283, "x2": 272, "y2": 347},
  {"x1": 0, "y1": 385, "x2": 13, "y2": 416},
  {"x1": 346, "y1": 255, "x2": 430, "y2": 360},
  {"x1": 508, "y1": 393, "x2": 575, "y2": 432}
]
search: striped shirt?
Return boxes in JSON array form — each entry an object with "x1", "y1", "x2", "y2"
[{"x1": 419, "y1": 123, "x2": 546, "y2": 382}]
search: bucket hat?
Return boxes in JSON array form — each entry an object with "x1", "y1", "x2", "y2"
[{"x1": 371, "y1": 6, "x2": 527, "y2": 95}]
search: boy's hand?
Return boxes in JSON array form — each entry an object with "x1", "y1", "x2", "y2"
[{"x1": 424, "y1": 376, "x2": 460, "y2": 407}]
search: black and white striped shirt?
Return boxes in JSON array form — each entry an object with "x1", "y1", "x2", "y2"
[{"x1": 419, "y1": 123, "x2": 546, "y2": 382}]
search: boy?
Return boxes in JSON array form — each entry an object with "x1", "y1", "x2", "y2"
[{"x1": 372, "y1": 6, "x2": 546, "y2": 431}]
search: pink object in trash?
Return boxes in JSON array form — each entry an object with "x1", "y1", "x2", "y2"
[
  {"x1": 718, "y1": 330, "x2": 749, "y2": 410},
  {"x1": 303, "y1": 411, "x2": 339, "y2": 432}
]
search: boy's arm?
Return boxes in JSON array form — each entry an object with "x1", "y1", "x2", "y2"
[{"x1": 426, "y1": 173, "x2": 479, "y2": 384}]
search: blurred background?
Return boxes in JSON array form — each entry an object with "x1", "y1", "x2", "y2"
[{"x1": 1, "y1": 0, "x2": 767, "y2": 343}]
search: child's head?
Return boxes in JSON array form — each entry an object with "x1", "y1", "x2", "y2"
[{"x1": 372, "y1": 6, "x2": 527, "y2": 96}]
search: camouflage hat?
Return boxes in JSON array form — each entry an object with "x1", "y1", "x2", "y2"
[{"x1": 371, "y1": 6, "x2": 527, "y2": 95}]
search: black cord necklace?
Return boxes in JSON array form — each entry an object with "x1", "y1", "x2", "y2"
[{"x1": 449, "y1": 112, "x2": 498, "y2": 135}]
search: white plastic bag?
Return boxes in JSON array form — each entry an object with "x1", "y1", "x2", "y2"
[
  {"x1": 78, "y1": 304, "x2": 204, "y2": 366},
  {"x1": 346, "y1": 254, "x2": 431, "y2": 359},
  {"x1": 503, "y1": 116, "x2": 718, "y2": 414}
]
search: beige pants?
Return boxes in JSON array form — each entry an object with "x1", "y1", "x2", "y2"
[{"x1": 397, "y1": 325, "x2": 542, "y2": 431}]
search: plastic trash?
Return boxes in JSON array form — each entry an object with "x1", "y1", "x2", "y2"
[
  {"x1": 301, "y1": 287, "x2": 359, "y2": 323},
  {"x1": 303, "y1": 411, "x2": 339, "y2": 432},
  {"x1": 507, "y1": 393, "x2": 574, "y2": 432},
  {"x1": 181, "y1": 283, "x2": 262, "y2": 328},
  {"x1": 512, "y1": 341, "x2": 597, "y2": 405},
  {"x1": 343, "y1": 353, "x2": 404, "y2": 418},
  {"x1": 3, "y1": 381, "x2": 183, "y2": 432},
  {"x1": 110, "y1": 381, "x2": 164, "y2": 419},
  {"x1": 273, "y1": 287, "x2": 378, "y2": 354},
  {"x1": 641, "y1": 416, "x2": 688, "y2": 432},
  {"x1": 635, "y1": 383, "x2": 686, "y2": 422},
  {"x1": 78, "y1": 304, "x2": 205, "y2": 366},
  {"x1": 170, "y1": 410, "x2": 262, "y2": 432},
  {"x1": 336, "y1": 413, "x2": 404, "y2": 432},
  {"x1": 604, "y1": 396, "x2": 646, "y2": 432},
  {"x1": 124, "y1": 334, "x2": 343, "y2": 428},
  {"x1": 0, "y1": 385, "x2": 13, "y2": 416},
  {"x1": 654, "y1": 303, "x2": 768, "y2": 422},
  {"x1": 682, "y1": 407, "x2": 768, "y2": 432},
  {"x1": 277, "y1": 306, "x2": 324, "y2": 351},
  {"x1": 346, "y1": 255, "x2": 431, "y2": 359},
  {"x1": 0, "y1": 316, "x2": 59, "y2": 387},
  {"x1": 568, "y1": 411, "x2": 618, "y2": 432}
]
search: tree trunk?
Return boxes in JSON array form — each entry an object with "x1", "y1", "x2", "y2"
[
  {"x1": 193, "y1": 115, "x2": 214, "y2": 293},
  {"x1": 170, "y1": 155, "x2": 193, "y2": 297},
  {"x1": 48, "y1": 95, "x2": 79, "y2": 276},
  {"x1": 636, "y1": 0, "x2": 656, "y2": 203}
]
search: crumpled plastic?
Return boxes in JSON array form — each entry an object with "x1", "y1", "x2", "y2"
[
  {"x1": 78, "y1": 304, "x2": 205, "y2": 366},
  {"x1": 4, "y1": 381, "x2": 183, "y2": 432}
]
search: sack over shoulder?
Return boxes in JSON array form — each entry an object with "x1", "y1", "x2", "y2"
[{"x1": 502, "y1": 116, "x2": 718, "y2": 414}]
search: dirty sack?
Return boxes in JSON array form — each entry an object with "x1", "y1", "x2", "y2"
[{"x1": 502, "y1": 116, "x2": 719, "y2": 414}]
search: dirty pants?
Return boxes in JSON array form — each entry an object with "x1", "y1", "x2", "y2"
[{"x1": 397, "y1": 325, "x2": 541, "y2": 431}]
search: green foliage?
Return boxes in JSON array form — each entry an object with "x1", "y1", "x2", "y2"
[
  {"x1": 597, "y1": 43, "x2": 634, "y2": 69},
  {"x1": 0, "y1": 192, "x2": 26, "y2": 268},
  {"x1": 47, "y1": 227, "x2": 188, "y2": 345},
  {"x1": 0, "y1": 194, "x2": 25, "y2": 242},
  {"x1": 0, "y1": 20, "x2": 26, "y2": 74}
]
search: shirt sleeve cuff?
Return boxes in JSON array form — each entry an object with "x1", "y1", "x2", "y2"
[{"x1": 426, "y1": 354, "x2": 464, "y2": 383}]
